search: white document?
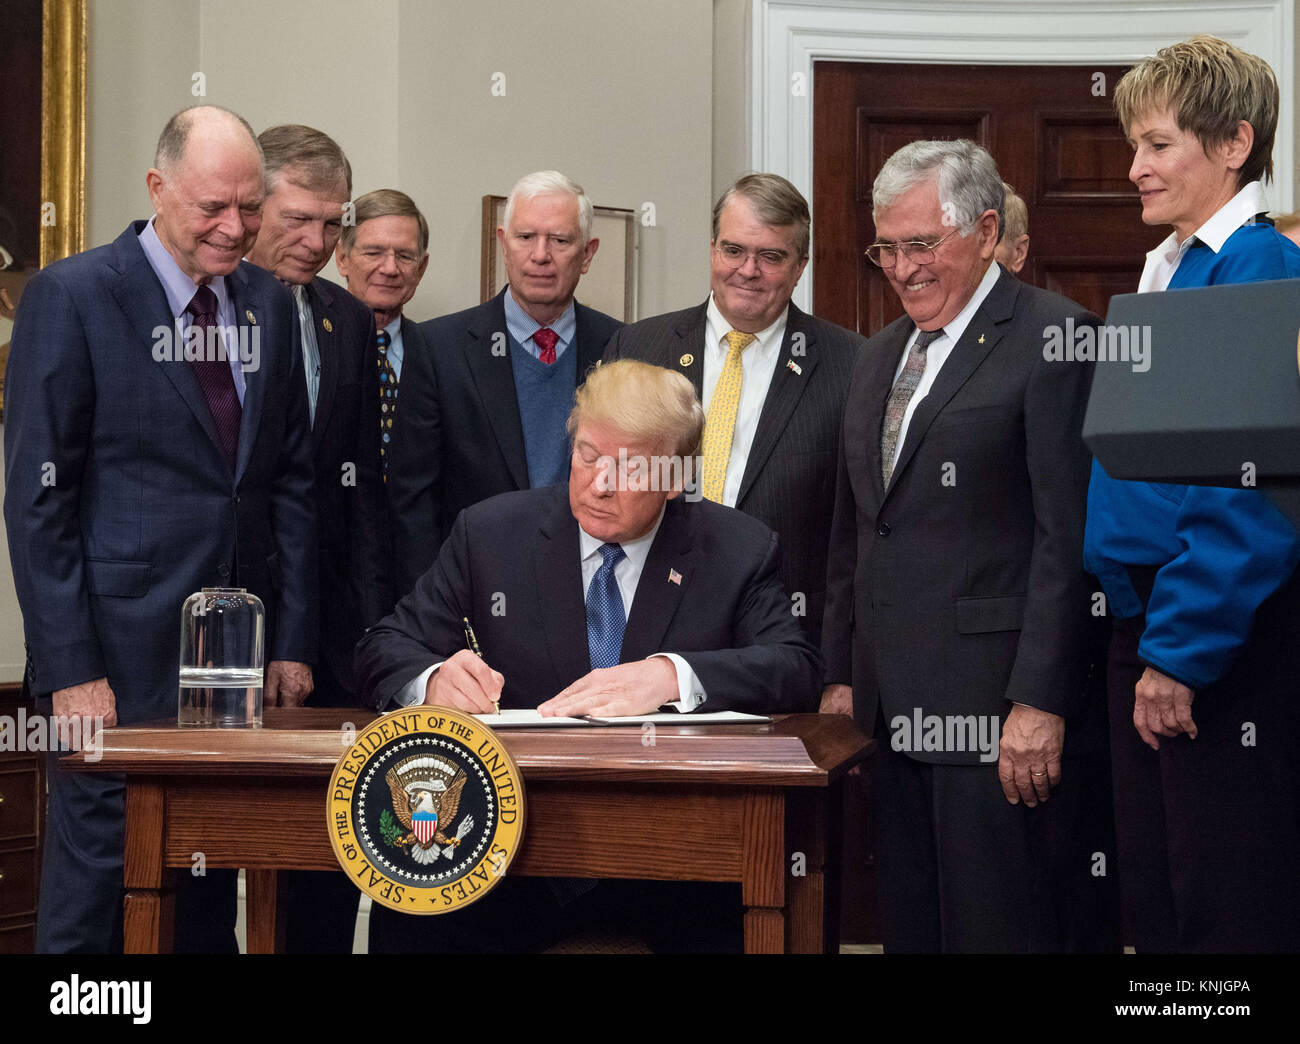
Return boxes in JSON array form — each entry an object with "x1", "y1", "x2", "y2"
[{"x1": 473, "y1": 709, "x2": 769, "y2": 728}]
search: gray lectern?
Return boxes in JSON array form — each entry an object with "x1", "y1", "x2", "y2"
[{"x1": 1082, "y1": 277, "x2": 1300, "y2": 526}]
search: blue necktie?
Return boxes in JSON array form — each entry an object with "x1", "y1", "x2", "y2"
[{"x1": 586, "y1": 543, "x2": 626, "y2": 669}]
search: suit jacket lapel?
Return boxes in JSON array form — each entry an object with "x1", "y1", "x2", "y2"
[
  {"x1": 671, "y1": 304, "x2": 708, "y2": 395},
  {"x1": 884, "y1": 270, "x2": 1014, "y2": 498},
  {"x1": 307, "y1": 278, "x2": 340, "y2": 447},
  {"x1": 621, "y1": 499, "x2": 696, "y2": 663},
  {"x1": 534, "y1": 488, "x2": 592, "y2": 686},
  {"x1": 463, "y1": 290, "x2": 529, "y2": 489},
  {"x1": 736, "y1": 303, "x2": 822, "y2": 505},
  {"x1": 574, "y1": 301, "x2": 609, "y2": 384},
  {"x1": 228, "y1": 262, "x2": 269, "y2": 484},
  {"x1": 108, "y1": 224, "x2": 228, "y2": 473}
]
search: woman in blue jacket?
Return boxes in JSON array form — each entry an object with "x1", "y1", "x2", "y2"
[{"x1": 1085, "y1": 34, "x2": 1300, "y2": 953}]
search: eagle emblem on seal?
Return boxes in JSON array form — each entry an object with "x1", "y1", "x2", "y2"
[{"x1": 384, "y1": 754, "x2": 476, "y2": 865}]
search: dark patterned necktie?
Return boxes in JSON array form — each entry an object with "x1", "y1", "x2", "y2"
[
  {"x1": 586, "y1": 543, "x2": 627, "y2": 669},
  {"x1": 533, "y1": 327, "x2": 558, "y2": 364},
  {"x1": 187, "y1": 285, "x2": 241, "y2": 471},
  {"x1": 376, "y1": 329, "x2": 398, "y2": 480},
  {"x1": 880, "y1": 327, "x2": 941, "y2": 486}
]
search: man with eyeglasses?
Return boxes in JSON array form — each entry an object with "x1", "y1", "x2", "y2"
[
  {"x1": 821, "y1": 139, "x2": 1117, "y2": 952},
  {"x1": 604, "y1": 173, "x2": 866, "y2": 648},
  {"x1": 335, "y1": 189, "x2": 431, "y2": 478}
]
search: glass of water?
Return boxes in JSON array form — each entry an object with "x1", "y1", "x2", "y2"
[{"x1": 178, "y1": 588, "x2": 265, "y2": 727}]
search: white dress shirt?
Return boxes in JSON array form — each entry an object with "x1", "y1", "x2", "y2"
[
  {"x1": 396, "y1": 506, "x2": 705, "y2": 711},
  {"x1": 886, "y1": 259, "x2": 1002, "y2": 473},
  {"x1": 703, "y1": 295, "x2": 788, "y2": 506},
  {"x1": 1137, "y1": 180, "x2": 1265, "y2": 293},
  {"x1": 138, "y1": 216, "x2": 246, "y2": 403}
]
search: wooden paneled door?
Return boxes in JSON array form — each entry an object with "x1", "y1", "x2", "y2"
[{"x1": 813, "y1": 61, "x2": 1154, "y2": 336}]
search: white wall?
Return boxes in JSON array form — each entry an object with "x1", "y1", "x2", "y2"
[{"x1": 0, "y1": 0, "x2": 718, "y2": 680}]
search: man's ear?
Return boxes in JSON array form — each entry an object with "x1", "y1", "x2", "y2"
[
  {"x1": 580, "y1": 236, "x2": 600, "y2": 274},
  {"x1": 145, "y1": 168, "x2": 165, "y2": 213}
]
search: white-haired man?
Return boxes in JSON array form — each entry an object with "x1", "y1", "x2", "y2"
[
  {"x1": 821, "y1": 139, "x2": 1117, "y2": 952},
  {"x1": 388, "y1": 170, "x2": 622, "y2": 597}
]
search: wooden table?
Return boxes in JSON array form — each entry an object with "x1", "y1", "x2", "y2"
[{"x1": 64, "y1": 710, "x2": 871, "y2": 954}]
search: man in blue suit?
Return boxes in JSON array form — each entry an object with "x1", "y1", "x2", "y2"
[{"x1": 3, "y1": 105, "x2": 317, "y2": 952}]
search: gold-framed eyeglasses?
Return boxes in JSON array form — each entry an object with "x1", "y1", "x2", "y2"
[
  {"x1": 354, "y1": 246, "x2": 423, "y2": 269},
  {"x1": 865, "y1": 228, "x2": 960, "y2": 268},
  {"x1": 713, "y1": 242, "x2": 796, "y2": 272}
]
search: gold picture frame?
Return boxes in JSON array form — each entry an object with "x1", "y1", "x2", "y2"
[
  {"x1": 0, "y1": 0, "x2": 85, "y2": 420},
  {"x1": 41, "y1": 0, "x2": 87, "y2": 268},
  {"x1": 481, "y1": 195, "x2": 638, "y2": 322}
]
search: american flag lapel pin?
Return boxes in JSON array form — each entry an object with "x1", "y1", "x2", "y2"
[
  {"x1": 786, "y1": 359, "x2": 802, "y2": 375},
  {"x1": 668, "y1": 568, "x2": 682, "y2": 586}
]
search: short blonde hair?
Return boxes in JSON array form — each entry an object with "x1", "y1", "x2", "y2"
[
  {"x1": 1114, "y1": 34, "x2": 1278, "y2": 186},
  {"x1": 567, "y1": 360, "x2": 704, "y2": 459},
  {"x1": 1001, "y1": 182, "x2": 1028, "y2": 241}
]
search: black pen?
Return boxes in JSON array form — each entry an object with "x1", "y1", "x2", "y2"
[{"x1": 462, "y1": 616, "x2": 498, "y2": 714}]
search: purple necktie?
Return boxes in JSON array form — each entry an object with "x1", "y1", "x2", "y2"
[{"x1": 187, "y1": 285, "x2": 241, "y2": 471}]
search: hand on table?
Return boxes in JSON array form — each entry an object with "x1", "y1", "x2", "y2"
[
  {"x1": 539, "y1": 658, "x2": 678, "y2": 718},
  {"x1": 265, "y1": 660, "x2": 314, "y2": 707},
  {"x1": 51, "y1": 677, "x2": 116, "y2": 750}
]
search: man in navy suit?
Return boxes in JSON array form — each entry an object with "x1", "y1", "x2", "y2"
[
  {"x1": 3, "y1": 105, "x2": 317, "y2": 952},
  {"x1": 334, "y1": 188, "x2": 431, "y2": 478},
  {"x1": 245, "y1": 124, "x2": 389, "y2": 953},
  {"x1": 356, "y1": 359, "x2": 821, "y2": 951},
  {"x1": 387, "y1": 170, "x2": 622, "y2": 599}
]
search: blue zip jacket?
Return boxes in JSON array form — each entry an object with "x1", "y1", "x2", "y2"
[{"x1": 1084, "y1": 222, "x2": 1300, "y2": 689}]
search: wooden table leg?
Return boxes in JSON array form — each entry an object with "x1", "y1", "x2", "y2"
[
  {"x1": 741, "y1": 789, "x2": 785, "y2": 954},
  {"x1": 122, "y1": 781, "x2": 175, "y2": 953},
  {"x1": 786, "y1": 785, "x2": 839, "y2": 953},
  {"x1": 245, "y1": 869, "x2": 287, "y2": 954}
]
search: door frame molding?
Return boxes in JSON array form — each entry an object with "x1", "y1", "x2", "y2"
[{"x1": 753, "y1": 0, "x2": 1295, "y2": 310}]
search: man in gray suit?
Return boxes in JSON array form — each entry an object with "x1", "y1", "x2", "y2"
[
  {"x1": 820, "y1": 139, "x2": 1117, "y2": 952},
  {"x1": 604, "y1": 173, "x2": 865, "y2": 646}
]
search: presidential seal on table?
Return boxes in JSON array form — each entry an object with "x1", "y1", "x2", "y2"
[{"x1": 328, "y1": 707, "x2": 525, "y2": 914}]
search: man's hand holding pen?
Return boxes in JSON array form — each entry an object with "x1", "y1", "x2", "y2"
[{"x1": 423, "y1": 649, "x2": 504, "y2": 714}]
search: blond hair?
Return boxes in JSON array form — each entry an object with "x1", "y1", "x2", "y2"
[
  {"x1": 567, "y1": 360, "x2": 704, "y2": 459},
  {"x1": 1114, "y1": 34, "x2": 1278, "y2": 185}
]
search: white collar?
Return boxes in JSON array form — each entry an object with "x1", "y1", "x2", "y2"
[
  {"x1": 578, "y1": 503, "x2": 667, "y2": 571},
  {"x1": 919, "y1": 258, "x2": 1001, "y2": 346},
  {"x1": 1147, "y1": 180, "x2": 1266, "y2": 265},
  {"x1": 705, "y1": 294, "x2": 788, "y2": 352}
]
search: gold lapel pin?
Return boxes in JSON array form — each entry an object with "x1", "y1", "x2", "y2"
[
  {"x1": 322, "y1": 318, "x2": 334, "y2": 333},
  {"x1": 245, "y1": 309, "x2": 257, "y2": 325},
  {"x1": 978, "y1": 333, "x2": 985, "y2": 344},
  {"x1": 679, "y1": 353, "x2": 694, "y2": 367}
]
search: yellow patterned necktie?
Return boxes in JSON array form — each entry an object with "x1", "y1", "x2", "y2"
[{"x1": 700, "y1": 330, "x2": 757, "y2": 502}]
